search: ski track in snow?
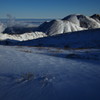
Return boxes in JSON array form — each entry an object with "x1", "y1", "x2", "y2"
[{"x1": 0, "y1": 45, "x2": 100, "y2": 100}]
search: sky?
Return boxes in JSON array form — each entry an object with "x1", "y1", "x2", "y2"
[{"x1": 0, "y1": 0, "x2": 100, "y2": 19}]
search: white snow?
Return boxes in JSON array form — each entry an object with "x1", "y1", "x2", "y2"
[
  {"x1": 0, "y1": 45, "x2": 100, "y2": 100},
  {"x1": 0, "y1": 32, "x2": 46, "y2": 41},
  {"x1": 63, "y1": 14, "x2": 80, "y2": 26}
]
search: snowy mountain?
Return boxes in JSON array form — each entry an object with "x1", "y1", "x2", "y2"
[
  {"x1": 63, "y1": 14, "x2": 100, "y2": 29},
  {"x1": 38, "y1": 14, "x2": 100, "y2": 35},
  {"x1": 38, "y1": 19, "x2": 84, "y2": 35}
]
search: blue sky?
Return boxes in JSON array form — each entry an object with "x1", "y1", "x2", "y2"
[{"x1": 0, "y1": 0, "x2": 100, "y2": 18}]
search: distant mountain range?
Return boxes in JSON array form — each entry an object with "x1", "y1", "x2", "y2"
[{"x1": 0, "y1": 14, "x2": 100, "y2": 48}]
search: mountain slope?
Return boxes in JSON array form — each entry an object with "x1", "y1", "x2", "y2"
[{"x1": 18, "y1": 28, "x2": 100, "y2": 48}]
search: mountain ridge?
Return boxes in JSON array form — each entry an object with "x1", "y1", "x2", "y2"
[
  {"x1": 16, "y1": 28, "x2": 100, "y2": 48},
  {"x1": 0, "y1": 14, "x2": 100, "y2": 46}
]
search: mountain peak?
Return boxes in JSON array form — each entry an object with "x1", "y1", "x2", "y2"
[{"x1": 38, "y1": 14, "x2": 100, "y2": 35}]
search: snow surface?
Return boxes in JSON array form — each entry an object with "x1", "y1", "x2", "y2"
[{"x1": 0, "y1": 45, "x2": 100, "y2": 100}]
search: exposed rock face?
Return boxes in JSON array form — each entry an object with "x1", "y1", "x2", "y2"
[{"x1": 90, "y1": 14, "x2": 100, "y2": 23}]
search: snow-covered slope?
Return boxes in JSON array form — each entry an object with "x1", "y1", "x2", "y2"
[
  {"x1": 38, "y1": 20, "x2": 84, "y2": 35},
  {"x1": 0, "y1": 45, "x2": 100, "y2": 100},
  {"x1": 38, "y1": 14, "x2": 100, "y2": 35},
  {"x1": 18, "y1": 28, "x2": 100, "y2": 48},
  {"x1": 0, "y1": 32, "x2": 46, "y2": 41}
]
